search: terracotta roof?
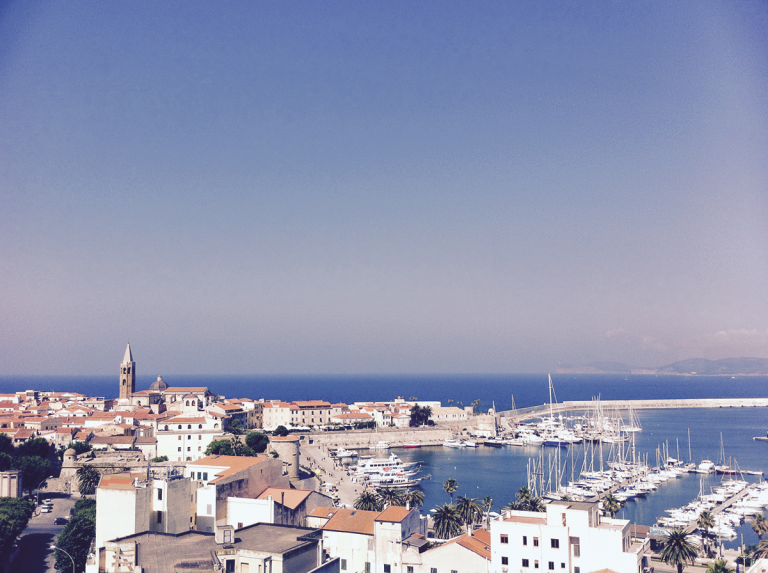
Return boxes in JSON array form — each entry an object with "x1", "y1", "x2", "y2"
[
  {"x1": 99, "y1": 473, "x2": 135, "y2": 490},
  {"x1": 375, "y1": 506, "x2": 413, "y2": 523},
  {"x1": 309, "y1": 507, "x2": 339, "y2": 519},
  {"x1": 135, "y1": 437, "x2": 157, "y2": 444},
  {"x1": 443, "y1": 530, "x2": 492, "y2": 560},
  {"x1": 322, "y1": 508, "x2": 378, "y2": 535},
  {"x1": 257, "y1": 488, "x2": 312, "y2": 510},
  {"x1": 187, "y1": 455, "x2": 269, "y2": 483},
  {"x1": 90, "y1": 435, "x2": 134, "y2": 444}
]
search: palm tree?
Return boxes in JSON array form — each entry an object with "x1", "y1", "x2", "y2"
[
  {"x1": 443, "y1": 478, "x2": 458, "y2": 503},
  {"x1": 456, "y1": 496, "x2": 483, "y2": 533},
  {"x1": 403, "y1": 489, "x2": 425, "y2": 508},
  {"x1": 660, "y1": 528, "x2": 699, "y2": 573},
  {"x1": 76, "y1": 465, "x2": 101, "y2": 495},
  {"x1": 432, "y1": 503, "x2": 463, "y2": 540},
  {"x1": 471, "y1": 399, "x2": 482, "y2": 414},
  {"x1": 752, "y1": 514, "x2": 768, "y2": 539},
  {"x1": 503, "y1": 500, "x2": 522, "y2": 512},
  {"x1": 526, "y1": 496, "x2": 546, "y2": 513},
  {"x1": 354, "y1": 491, "x2": 382, "y2": 512},
  {"x1": 698, "y1": 510, "x2": 715, "y2": 557},
  {"x1": 515, "y1": 486, "x2": 532, "y2": 505},
  {"x1": 754, "y1": 538, "x2": 768, "y2": 559},
  {"x1": 377, "y1": 487, "x2": 404, "y2": 508},
  {"x1": 482, "y1": 496, "x2": 493, "y2": 529},
  {"x1": 705, "y1": 560, "x2": 733, "y2": 573},
  {"x1": 603, "y1": 494, "x2": 621, "y2": 518}
]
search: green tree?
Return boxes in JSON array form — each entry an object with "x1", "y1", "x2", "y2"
[
  {"x1": 526, "y1": 496, "x2": 546, "y2": 513},
  {"x1": 403, "y1": 489, "x2": 425, "y2": 508},
  {"x1": 0, "y1": 498, "x2": 34, "y2": 563},
  {"x1": 0, "y1": 434, "x2": 14, "y2": 456},
  {"x1": 603, "y1": 493, "x2": 621, "y2": 518},
  {"x1": 273, "y1": 425, "x2": 289, "y2": 437},
  {"x1": 471, "y1": 399, "x2": 482, "y2": 414},
  {"x1": 76, "y1": 465, "x2": 101, "y2": 495},
  {"x1": 151, "y1": 455, "x2": 169, "y2": 463},
  {"x1": 14, "y1": 456, "x2": 53, "y2": 494},
  {"x1": 698, "y1": 510, "x2": 715, "y2": 556},
  {"x1": 443, "y1": 478, "x2": 458, "y2": 503},
  {"x1": 245, "y1": 432, "x2": 270, "y2": 453},
  {"x1": 354, "y1": 491, "x2": 383, "y2": 512},
  {"x1": 69, "y1": 441, "x2": 93, "y2": 456},
  {"x1": 456, "y1": 495, "x2": 482, "y2": 534},
  {"x1": 15, "y1": 436, "x2": 55, "y2": 459},
  {"x1": 754, "y1": 538, "x2": 768, "y2": 559},
  {"x1": 0, "y1": 452, "x2": 12, "y2": 471},
  {"x1": 206, "y1": 439, "x2": 235, "y2": 456},
  {"x1": 705, "y1": 560, "x2": 733, "y2": 573},
  {"x1": 483, "y1": 496, "x2": 494, "y2": 529},
  {"x1": 228, "y1": 419, "x2": 244, "y2": 435},
  {"x1": 432, "y1": 503, "x2": 463, "y2": 539},
  {"x1": 55, "y1": 499, "x2": 96, "y2": 572},
  {"x1": 752, "y1": 514, "x2": 768, "y2": 539},
  {"x1": 659, "y1": 528, "x2": 699, "y2": 573},
  {"x1": 377, "y1": 487, "x2": 404, "y2": 508}
]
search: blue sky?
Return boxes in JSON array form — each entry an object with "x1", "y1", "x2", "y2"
[{"x1": 1, "y1": 1, "x2": 767, "y2": 375}]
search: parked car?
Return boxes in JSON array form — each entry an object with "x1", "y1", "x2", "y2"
[
  {"x1": 43, "y1": 499, "x2": 53, "y2": 504},
  {"x1": 41, "y1": 506, "x2": 52, "y2": 513},
  {"x1": 54, "y1": 517, "x2": 68, "y2": 525}
]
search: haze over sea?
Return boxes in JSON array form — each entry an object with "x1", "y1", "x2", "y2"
[{"x1": 3, "y1": 373, "x2": 766, "y2": 549}]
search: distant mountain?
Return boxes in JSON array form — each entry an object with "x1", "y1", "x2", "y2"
[{"x1": 557, "y1": 357, "x2": 768, "y2": 375}]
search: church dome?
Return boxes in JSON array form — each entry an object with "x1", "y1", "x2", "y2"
[
  {"x1": 64, "y1": 448, "x2": 76, "y2": 457},
  {"x1": 149, "y1": 376, "x2": 168, "y2": 392}
]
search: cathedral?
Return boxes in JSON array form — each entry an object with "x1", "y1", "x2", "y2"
[{"x1": 117, "y1": 343, "x2": 214, "y2": 413}]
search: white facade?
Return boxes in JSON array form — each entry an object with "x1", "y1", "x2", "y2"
[
  {"x1": 489, "y1": 501, "x2": 650, "y2": 573},
  {"x1": 156, "y1": 415, "x2": 225, "y2": 462}
]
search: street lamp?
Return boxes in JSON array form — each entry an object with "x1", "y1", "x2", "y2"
[
  {"x1": 36, "y1": 475, "x2": 52, "y2": 505},
  {"x1": 49, "y1": 544, "x2": 75, "y2": 573}
]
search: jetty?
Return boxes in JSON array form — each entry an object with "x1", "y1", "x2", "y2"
[
  {"x1": 500, "y1": 398, "x2": 768, "y2": 423},
  {"x1": 681, "y1": 486, "x2": 751, "y2": 535}
]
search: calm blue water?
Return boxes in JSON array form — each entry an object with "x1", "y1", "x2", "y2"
[
  {"x1": 3, "y1": 374, "x2": 767, "y2": 547},
  {"x1": 3, "y1": 373, "x2": 768, "y2": 409}
]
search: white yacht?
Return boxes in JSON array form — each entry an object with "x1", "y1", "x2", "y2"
[{"x1": 369, "y1": 441, "x2": 391, "y2": 450}]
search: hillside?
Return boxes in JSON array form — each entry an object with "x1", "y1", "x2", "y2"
[{"x1": 556, "y1": 357, "x2": 768, "y2": 375}]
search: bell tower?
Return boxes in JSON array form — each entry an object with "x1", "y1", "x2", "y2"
[{"x1": 119, "y1": 343, "x2": 136, "y2": 400}]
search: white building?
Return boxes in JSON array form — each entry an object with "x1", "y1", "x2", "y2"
[
  {"x1": 94, "y1": 471, "x2": 196, "y2": 550},
  {"x1": 155, "y1": 414, "x2": 226, "y2": 462},
  {"x1": 490, "y1": 501, "x2": 650, "y2": 573}
]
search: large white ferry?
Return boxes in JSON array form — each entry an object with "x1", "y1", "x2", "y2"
[{"x1": 353, "y1": 453, "x2": 419, "y2": 478}]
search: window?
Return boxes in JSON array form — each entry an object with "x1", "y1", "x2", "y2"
[
  {"x1": 157, "y1": 511, "x2": 163, "y2": 523},
  {"x1": 199, "y1": 435, "x2": 202, "y2": 440},
  {"x1": 187, "y1": 447, "x2": 191, "y2": 451},
  {"x1": 570, "y1": 537, "x2": 580, "y2": 558},
  {"x1": 548, "y1": 563, "x2": 554, "y2": 571},
  {"x1": 561, "y1": 565, "x2": 565, "y2": 569},
  {"x1": 198, "y1": 446, "x2": 201, "y2": 451},
  {"x1": 522, "y1": 560, "x2": 529, "y2": 568},
  {"x1": 341, "y1": 560, "x2": 347, "y2": 571},
  {"x1": 523, "y1": 535, "x2": 527, "y2": 546},
  {"x1": 164, "y1": 425, "x2": 169, "y2": 430},
  {"x1": 534, "y1": 561, "x2": 539, "y2": 570},
  {"x1": 501, "y1": 557, "x2": 509, "y2": 565},
  {"x1": 384, "y1": 566, "x2": 391, "y2": 573},
  {"x1": 574, "y1": 568, "x2": 580, "y2": 573},
  {"x1": 199, "y1": 424, "x2": 203, "y2": 429},
  {"x1": 178, "y1": 447, "x2": 181, "y2": 452},
  {"x1": 407, "y1": 568, "x2": 414, "y2": 573},
  {"x1": 188, "y1": 425, "x2": 192, "y2": 430},
  {"x1": 157, "y1": 489, "x2": 163, "y2": 500},
  {"x1": 178, "y1": 435, "x2": 182, "y2": 441},
  {"x1": 188, "y1": 435, "x2": 192, "y2": 439},
  {"x1": 551, "y1": 539, "x2": 559, "y2": 549},
  {"x1": 499, "y1": 534, "x2": 508, "y2": 544},
  {"x1": 533, "y1": 537, "x2": 539, "y2": 547},
  {"x1": 178, "y1": 425, "x2": 182, "y2": 429},
  {"x1": 226, "y1": 560, "x2": 235, "y2": 573},
  {"x1": 430, "y1": 569, "x2": 437, "y2": 573},
  {"x1": 365, "y1": 563, "x2": 371, "y2": 573},
  {"x1": 203, "y1": 472, "x2": 208, "y2": 480},
  {"x1": 197, "y1": 472, "x2": 201, "y2": 480},
  {"x1": 241, "y1": 564, "x2": 250, "y2": 573}
]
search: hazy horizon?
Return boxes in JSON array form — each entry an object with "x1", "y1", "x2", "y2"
[{"x1": 2, "y1": 1, "x2": 767, "y2": 376}]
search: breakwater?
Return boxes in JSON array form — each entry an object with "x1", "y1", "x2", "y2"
[
  {"x1": 297, "y1": 426, "x2": 454, "y2": 449},
  {"x1": 500, "y1": 398, "x2": 768, "y2": 422}
]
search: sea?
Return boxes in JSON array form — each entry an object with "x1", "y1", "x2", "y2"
[{"x1": 3, "y1": 373, "x2": 767, "y2": 548}]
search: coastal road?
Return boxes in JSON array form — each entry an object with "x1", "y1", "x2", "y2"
[{"x1": 13, "y1": 491, "x2": 76, "y2": 573}]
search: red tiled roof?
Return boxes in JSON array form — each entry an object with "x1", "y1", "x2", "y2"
[
  {"x1": 257, "y1": 488, "x2": 312, "y2": 510},
  {"x1": 375, "y1": 506, "x2": 413, "y2": 523},
  {"x1": 323, "y1": 508, "x2": 378, "y2": 535}
]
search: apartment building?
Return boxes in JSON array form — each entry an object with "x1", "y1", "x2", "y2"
[{"x1": 490, "y1": 501, "x2": 650, "y2": 573}]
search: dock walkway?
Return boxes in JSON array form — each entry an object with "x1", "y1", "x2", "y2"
[
  {"x1": 501, "y1": 398, "x2": 768, "y2": 422},
  {"x1": 682, "y1": 485, "x2": 751, "y2": 534}
]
